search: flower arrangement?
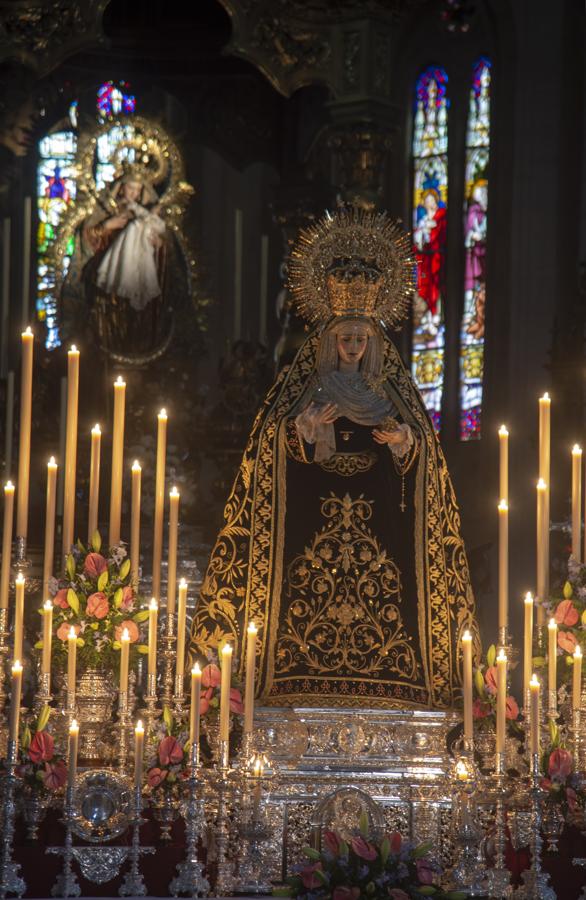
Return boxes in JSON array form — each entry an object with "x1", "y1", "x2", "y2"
[
  {"x1": 146, "y1": 707, "x2": 189, "y2": 794},
  {"x1": 199, "y1": 658, "x2": 243, "y2": 718},
  {"x1": 472, "y1": 644, "x2": 521, "y2": 734},
  {"x1": 535, "y1": 556, "x2": 586, "y2": 687},
  {"x1": 12, "y1": 706, "x2": 67, "y2": 794},
  {"x1": 286, "y1": 816, "x2": 464, "y2": 900},
  {"x1": 539, "y1": 722, "x2": 586, "y2": 822},
  {"x1": 44, "y1": 531, "x2": 148, "y2": 672}
]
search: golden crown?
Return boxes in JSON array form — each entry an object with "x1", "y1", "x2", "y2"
[{"x1": 288, "y1": 208, "x2": 415, "y2": 328}]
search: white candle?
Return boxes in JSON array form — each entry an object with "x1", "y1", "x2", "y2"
[
  {"x1": 529, "y1": 674, "x2": 540, "y2": 756},
  {"x1": 8, "y1": 660, "x2": 23, "y2": 744},
  {"x1": 109, "y1": 377, "x2": 126, "y2": 546},
  {"x1": 42, "y1": 457, "x2": 58, "y2": 595},
  {"x1": 120, "y1": 627, "x2": 130, "y2": 695},
  {"x1": 498, "y1": 500, "x2": 508, "y2": 632},
  {"x1": 13, "y1": 573, "x2": 25, "y2": 662},
  {"x1": 67, "y1": 625, "x2": 77, "y2": 698},
  {"x1": 498, "y1": 425, "x2": 508, "y2": 504},
  {"x1": 189, "y1": 663, "x2": 201, "y2": 748},
  {"x1": 22, "y1": 197, "x2": 31, "y2": 327},
  {"x1": 130, "y1": 461, "x2": 141, "y2": 585},
  {"x1": 523, "y1": 592, "x2": 534, "y2": 700},
  {"x1": 234, "y1": 209, "x2": 243, "y2": 341},
  {"x1": 220, "y1": 643, "x2": 232, "y2": 742},
  {"x1": 42, "y1": 599, "x2": 53, "y2": 678},
  {"x1": 462, "y1": 630, "x2": 473, "y2": 743},
  {"x1": 573, "y1": 645, "x2": 583, "y2": 711},
  {"x1": 16, "y1": 327, "x2": 34, "y2": 538},
  {"x1": 57, "y1": 375, "x2": 66, "y2": 517},
  {"x1": 244, "y1": 621, "x2": 257, "y2": 734},
  {"x1": 148, "y1": 598, "x2": 158, "y2": 678},
  {"x1": 176, "y1": 578, "x2": 187, "y2": 686},
  {"x1": 167, "y1": 487, "x2": 180, "y2": 617},
  {"x1": 152, "y1": 410, "x2": 167, "y2": 600},
  {"x1": 536, "y1": 478, "x2": 548, "y2": 625},
  {"x1": 62, "y1": 346, "x2": 79, "y2": 558},
  {"x1": 134, "y1": 720, "x2": 144, "y2": 790},
  {"x1": 572, "y1": 445, "x2": 582, "y2": 562},
  {"x1": 68, "y1": 719, "x2": 79, "y2": 790},
  {"x1": 548, "y1": 617, "x2": 557, "y2": 706},
  {"x1": 496, "y1": 650, "x2": 507, "y2": 755},
  {"x1": 88, "y1": 425, "x2": 101, "y2": 542},
  {"x1": 0, "y1": 481, "x2": 15, "y2": 609}
]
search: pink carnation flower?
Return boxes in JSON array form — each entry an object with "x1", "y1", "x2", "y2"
[
  {"x1": 323, "y1": 830, "x2": 342, "y2": 855},
  {"x1": 120, "y1": 586, "x2": 135, "y2": 611},
  {"x1": 147, "y1": 767, "x2": 168, "y2": 789},
  {"x1": 43, "y1": 760, "x2": 67, "y2": 790},
  {"x1": 199, "y1": 687, "x2": 214, "y2": 716},
  {"x1": 548, "y1": 748, "x2": 573, "y2": 780},
  {"x1": 350, "y1": 836, "x2": 377, "y2": 861},
  {"x1": 86, "y1": 591, "x2": 109, "y2": 619},
  {"x1": 388, "y1": 831, "x2": 402, "y2": 854},
  {"x1": 53, "y1": 589, "x2": 69, "y2": 609},
  {"x1": 230, "y1": 687, "x2": 243, "y2": 714},
  {"x1": 56, "y1": 623, "x2": 80, "y2": 642},
  {"x1": 159, "y1": 735, "x2": 183, "y2": 767},
  {"x1": 555, "y1": 599, "x2": 579, "y2": 627},
  {"x1": 558, "y1": 630, "x2": 578, "y2": 654},
  {"x1": 84, "y1": 552, "x2": 108, "y2": 578},
  {"x1": 115, "y1": 620, "x2": 140, "y2": 643},
  {"x1": 300, "y1": 863, "x2": 322, "y2": 889},
  {"x1": 484, "y1": 666, "x2": 498, "y2": 695},
  {"x1": 29, "y1": 731, "x2": 54, "y2": 764},
  {"x1": 202, "y1": 664, "x2": 221, "y2": 688},
  {"x1": 416, "y1": 858, "x2": 435, "y2": 885},
  {"x1": 506, "y1": 695, "x2": 520, "y2": 720}
]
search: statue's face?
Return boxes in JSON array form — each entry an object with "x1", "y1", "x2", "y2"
[
  {"x1": 336, "y1": 326, "x2": 369, "y2": 365},
  {"x1": 121, "y1": 180, "x2": 142, "y2": 203}
]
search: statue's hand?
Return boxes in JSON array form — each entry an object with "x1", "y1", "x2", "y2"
[
  {"x1": 306, "y1": 401, "x2": 338, "y2": 426},
  {"x1": 103, "y1": 214, "x2": 130, "y2": 231},
  {"x1": 372, "y1": 427, "x2": 405, "y2": 446}
]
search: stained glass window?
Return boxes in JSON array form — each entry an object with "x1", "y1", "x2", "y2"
[
  {"x1": 36, "y1": 82, "x2": 138, "y2": 348},
  {"x1": 459, "y1": 57, "x2": 491, "y2": 440},
  {"x1": 411, "y1": 67, "x2": 449, "y2": 433}
]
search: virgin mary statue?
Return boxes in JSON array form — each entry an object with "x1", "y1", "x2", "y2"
[{"x1": 190, "y1": 209, "x2": 480, "y2": 709}]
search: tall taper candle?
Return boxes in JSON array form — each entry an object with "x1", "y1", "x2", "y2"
[
  {"x1": 539, "y1": 393, "x2": 551, "y2": 485},
  {"x1": 524, "y1": 592, "x2": 534, "y2": 699},
  {"x1": 88, "y1": 424, "x2": 101, "y2": 542},
  {"x1": 1, "y1": 481, "x2": 15, "y2": 608},
  {"x1": 42, "y1": 457, "x2": 57, "y2": 595},
  {"x1": 148, "y1": 598, "x2": 158, "y2": 678},
  {"x1": 62, "y1": 345, "x2": 79, "y2": 558},
  {"x1": 244, "y1": 621, "x2": 258, "y2": 734},
  {"x1": 109, "y1": 377, "x2": 126, "y2": 546},
  {"x1": 131, "y1": 461, "x2": 141, "y2": 585},
  {"x1": 572, "y1": 445, "x2": 582, "y2": 562},
  {"x1": 220, "y1": 643, "x2": 232, "y2": 742},
  {"x1": 167, "y1": 486, "x2": 180, "y2": 617},
  {"x1": 573, "y1": 644, "x2": 582, "y2": 711},
  {"x1": 22, "y1": 197, "x2": 31, "y2": 327},
  {"x1": 530, "y1": 674, "x2": 540, "y2": 756},
  {"x1": 42, "y1": 600, "x2": 52, "y2": 678},
  {"x1": 536, "y1": 478, "x2": 548, "y2": 625},
  {"x1": 189, "y1": 663, "x2": 201, "y2": 748},
  {"x1": 152, "y1": 409, "x2": 167, "y2": 600},
  {"x1": 548, "y1": 617, "x2": 557, "y2": 703},
  {"x1": 8, "y1": 661, "x2": 23, "y2": 743},
  {"x1": 498, "y1": 425, "x2": 508, "y2": 504},
  {"x1": 462, "y1": 630, "x2": 473, "y2": 743},
  {"x1": 176, "y1": 578, "x2": 187, "y2": 686},
  {"x1": 67, "y1": 625, "x2": 77, "y2": 698},
  {"x1": 16, "y1": 326, "x2": 33, "y2": 538},
  {"x1": 498, "y1": 500, "x2": 508, "y2": 632},
  {"x1": 496, "y1": 649, "x2": 507, "y2": 754},
  {"x1": 120, "y1": 627, "x2": 130, "y2": 696},
  {"x1": 134, "y1": 720, "x2": 144, "y2": 790},
  {"x1": 68, "y1": 719, "x2": 79, "y2": 791},
  {"x1": 13, "y1": 573, "x2": 25, "y2": 662}
]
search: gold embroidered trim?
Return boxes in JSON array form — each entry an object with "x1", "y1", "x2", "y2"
[
  {"x1": 285, "y1": 417, "x2": 310, "y2": 464},
  {"x1": 319, "y1": 451, "x2": 377, "y2": 477}
]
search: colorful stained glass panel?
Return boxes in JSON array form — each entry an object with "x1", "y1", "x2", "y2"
[
  {"x1": 459, "y1": 57, "x2": 491, "y2": 440},
  {"x1": 411, "y1": 67, "x2": 449, "y2": 433}
]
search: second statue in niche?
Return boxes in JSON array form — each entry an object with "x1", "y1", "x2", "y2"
[{"x1": 190, "y1": 208, "x2": 480, "y2": 710}]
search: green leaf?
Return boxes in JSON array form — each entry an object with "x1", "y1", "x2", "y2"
[
  {"x1": 34, "y1": 640, "x2": 43, "y2": 650},
  {"x1": 563, "y1": 580, "x2": 574, "y2": 599},
  {"x1": 418, "y1": 889, "x2": 437, "y2": 897},
  {"x1": 133, "y1": 610, "x2": 150, "y2": 623},
  {"x1": 532, "y1": 656, "x2": 546, "y2": 668},
  {"x1": 379, "y1": 836, "x2": 390, "y2": 864},
  {"x1": 486, "y1": 644, "x2": 496, "y2": 667},
  {"x1": 114, "y1": 588, "x2": 123, "y2": 609},
  {"x1": 112, "y1": 640, "x2": 121, "y2": 650},
  {"x1": 35, "y1": 769, "x2": 45, "y2": 783},
  {"x1": 21, "y1": 724, "x2": 31, "y2": 750},
  {"x1": 66, "y1": 554, "x2": 75, "y2": 581},
  {"x1": 90, "y1": 622, "x2": 99, "y2": 630},
  {"x1": 549, "y1": 719, "x2": 559, "y2": 746},
  {"x1": 301, "y1": 847, "x2": 320, "y2": 861},
  {"x1": 67, "y1": 589, "x2": 79, "y2": 615},
  {"x1": 91, "y1": 530, "x2": 102, "y2": 552},
  {"x1": 97, "y1": 570, "x2": 109, "y2": 592},
  {"x1": 359, "y1": 809, "x2": 369, "y2": 838},
  {"x1": 76, "y1": 637, "x2": 85, "y2": 647},
  {"x1": 76, "y1": 539, "x2": 85, "y2": 553},
  {"x1": 412, "y1": 841, "x2": 433, "y2": 859},
  {"x1": 119, "y1": 559, "x2": 131, "y2": 581},
  {"x1": 271, "y1": 888, "x2": 292, "y2": 897},
  {"x1": 37, "y1": 704, "x2": 51, "y2": 732},
  {"x1": 136, "y1": 644, "x2": 149, "y2": 654},
  {"x1": 163, "y1": 705, "x2": 174, "y2": 734},
  {"x1": 474, "y1": 668, "x2": 485, "y2": 697}
]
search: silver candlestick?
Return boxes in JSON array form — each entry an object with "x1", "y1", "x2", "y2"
[
  {"x1": 0, "y1": 609, "x2": 11, "y2": 709},
  {"x1": 117, "y1": 690, "x2": 131, "y2": 773},
  {"x1": 119, "y1": 783, "x2": 154, "y2": 896},
  {"x1": 484, "y1": 751, "x2": 512, "y2": 899},
  {"x1": 161, "y1": 614, "x2": 176, "y2": 706},
  {"x1": 0, "y1": 738, "x2": 26, "y2": 899},
  {"x1": 448, "y1": 752, "x2": 487, "y2": 896},
  {"x1": 169, "y1": 740, "x2": 209, "y2": 898},
  {"x1": 48, "y1": 784, "x2": 80, "y2": 898},
  {"x1": 514, "y1": 753, "x2": 556, "y2": 900},
  {"x1": 214, "y1": 739, "x2": 234, "y2": 896}
]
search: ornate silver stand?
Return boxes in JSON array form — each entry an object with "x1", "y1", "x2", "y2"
[
  {"x1": 118, "y1": 784, "x2": 154, "y2": 897},
  {"x1": 514, "y1": 753, "x2": 556, "y2": 900},
  {"x1": 0, "y1": 609, "x2": 10, "y2": 708},
  {"x1": 117, "y1": 691, "x2": 131, "y2": 774},
  {"x1": 173, "y1": 670, "x2": 186, "y2": 721},
  {"x1": 48, "y1": 784, "x2": 81, "y2": 898},
  {"x1": 448, "y1": 748, "x2": 487, "y2": 897},
  {"x1": 169, "y1": 741, "x2": 209, "y2": 898},
  {"x1": 143, "y1": 673, "x2": 160, "y2": 740},
  {"x1": 0, "y1": 739, "x2": 26, "y2": 899},
  {"x1": 484, "y1": 751, "x2": 512, "y2": 899},
  {"x1": 161, "y1": 614, "x2": 176, "y2": 706},
  {"x1": 213, "y1": 739, "x2": 234, "y2": 897},
  {"x1": 12, "y1": 537, "x2": 40, "y2": 592}
]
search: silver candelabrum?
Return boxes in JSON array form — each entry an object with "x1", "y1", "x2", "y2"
[
  {"x1": 48, "y1": 783, "x2": 81, "y2": 898},
  {"x1": 169, "y1": 740, "x2": 209, "y2": 898},
  {"x1": 0, "y1": 739, "x2": 26, "y2": 899},
  {"x1": 513, "y1": 753, "x2": 556, "y2": 900},
  {"x1": 484, "y1": 751, "x2": 512, "y2": 899},
  {"x1": 119, "y1": 782, "x2": 155, "y2": 896}
]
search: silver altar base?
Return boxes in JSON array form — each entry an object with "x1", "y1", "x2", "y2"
[{"x1": 248, "y1": 706, "x2": 461, "y2": 882}]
